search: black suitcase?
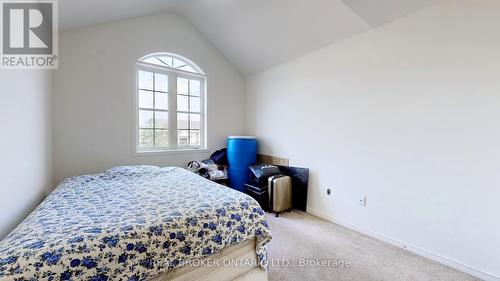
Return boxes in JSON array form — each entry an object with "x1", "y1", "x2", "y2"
[{"x1": 244, "y1": 183, "x2": 269, "y2": 211}]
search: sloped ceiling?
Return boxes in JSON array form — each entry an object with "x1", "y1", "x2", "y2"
[
  {"x1": 60, "y1": 0, "x2": 441, "y2": 76},
  {"x1": 173, "y1": 0, "x2": 370, "y2": 76},
  {"x1": 341, "y1": 0, "x2": 440, "y2": 28},
  {"x1": 59, "y1": 0, "x2": 178, "y2": 31}
]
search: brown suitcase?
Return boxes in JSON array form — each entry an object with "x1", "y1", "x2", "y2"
[{"x1": 268, "y1": 175, "x2": 292, "y2": 217}]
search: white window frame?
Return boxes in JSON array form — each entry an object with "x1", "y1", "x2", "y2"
[{"x1": 134, "y1": 53, "x2": 207, "y2": 154}]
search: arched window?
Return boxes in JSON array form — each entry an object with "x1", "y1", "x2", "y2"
[{"x1": 136, "y1": 53, "x2": 206, "y2": 152}]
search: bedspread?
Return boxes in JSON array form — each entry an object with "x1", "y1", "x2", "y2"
[{"x1": 0, "y1": 166, "x2": 272, "y2": 280}]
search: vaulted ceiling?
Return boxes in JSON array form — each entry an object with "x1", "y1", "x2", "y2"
[{"x1": 59, "y1": 0, "x2": 441, "y2": 76}]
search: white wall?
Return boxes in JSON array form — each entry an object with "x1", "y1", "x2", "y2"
[
  {"x1": 246, "y1": 0, "x2": 500, "y2": 279},
  {"x1": 53, "y1": 13, "x2": 246, "y2": 183},
  {"x1": 0, "y1": 70, "x2": 52, "y2": 239}
]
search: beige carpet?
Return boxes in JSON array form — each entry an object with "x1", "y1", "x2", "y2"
[{"x1": 265, "y1": 211, "x2": 479, "y2": 281}]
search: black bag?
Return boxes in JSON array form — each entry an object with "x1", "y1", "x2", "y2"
[
  {"x1": 210, "y1": 148, "x2": 228, "y2": 165},
  {"x1": 249, "y1": 164, "x2": 281, "y2": 187},
  {"x1": 250, "y1": 164, "x2": 281, "y2": 180}
]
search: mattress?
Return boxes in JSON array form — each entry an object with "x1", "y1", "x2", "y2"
[
  {"x1": 0, "y1": 166, "x2": 272, "y2": 280},
  {"x1": 151, "y1": 238, "x2": 267, "y2": 281}
]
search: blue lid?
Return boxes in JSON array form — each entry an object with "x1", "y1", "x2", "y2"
[{"x1": 228, "y1": 136, "x2": 256, "y2": 140}]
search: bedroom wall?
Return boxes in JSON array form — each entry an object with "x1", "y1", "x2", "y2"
[
  {"x1": 245, "y1": 0, "x2": 500, "y2": 280},
  {"x1": 53, "y1": 13, "x2": 246, "y2": 183},
  {"x1": 0, "y1": 70, "x2": 52, "y2": 239}
]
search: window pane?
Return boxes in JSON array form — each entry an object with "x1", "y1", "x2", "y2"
[
  {"x1": 178, "y1": 65, "x2": 196, "y2": 73},
  {"x1": 190, "y1": 130, "x2": 201, "y2": 146},
  {"x1": 139, "y1": 110, "x2": 154, "y2": 128},
  {"x1": 155, "y1": 92, "x2": 168, "y2": 110},
  {"x1": 156, "y1": 111, "x2": 168, "y2": 129},
  {"x1": 139, "y1": 70, "x2": 153, "y2": 90},
  {"x1": 190, "y1": 114, "x2": 200, "y2": 129},
  {"x1": 178, "y1": 77, "x2": 188, "y2": 94},
  {"x1": 189, "y1": 80, "x2": 200, "y2": 96},
  {"x1": 173, "y1": 58, "x2": 186, "y2": 68},
  {"x1": 177, "y1": 130, "x2": 189, "y2": 146},
  {"x1": 156, "y1": 56, "x2": 172, "y2": 67},
  {"x1": 143, "y1": 57, "x2": 164, "y2": 67},
  {"x1": 190, "y1": 97, "x2": 200, "y2": 112},
  {"x1": 155, "y1": 130, "x2": 168, "y2": 147},
  {"x1": 155, "y1": 73, "x2": 168, "y2": 92},
  {"x1": 178, "y1": 95, "x2": 188, "y2": 111},
  {"x1": 139, "y1": 129, "x2": 154, "y2": 148},
  {"x1": 177, "y1": 113, "x2": 188, "y2": 129},
  {"x1": 139, "y1": 90, "x2": 153, "y2": 109}
]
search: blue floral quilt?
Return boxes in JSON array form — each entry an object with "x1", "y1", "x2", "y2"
[{"x1": 0, "y1": 166, "x2": 271, "y2": 281}]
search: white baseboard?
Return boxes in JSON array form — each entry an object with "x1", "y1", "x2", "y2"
[{"x1": 307, "y1": 208, "x2": 500, "y2": 281}]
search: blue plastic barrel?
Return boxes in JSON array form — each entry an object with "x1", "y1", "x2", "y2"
[{"x1": 227, "y1": 136, "x2": 257, "y2": 192}]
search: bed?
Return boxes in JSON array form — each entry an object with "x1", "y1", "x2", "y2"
[{"x1": 0, "y1": 166, "x2": 272, "y2": 280}]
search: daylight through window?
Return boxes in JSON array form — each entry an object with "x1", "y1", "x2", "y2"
[{"x1": 136, "y1": 53, "x2": 206, "y2": 152}]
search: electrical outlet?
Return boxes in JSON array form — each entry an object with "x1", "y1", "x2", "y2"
[
  {"x1": 359, "y1": 196, "x2": 366, "y2": 206},
  {"x1": 326, "y1": 188, "x2": 332, "y2": 196}
]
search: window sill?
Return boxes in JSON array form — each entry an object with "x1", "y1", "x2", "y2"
[{"x1": 134, "y1": 148, "x2": 209, "y2": 156}]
